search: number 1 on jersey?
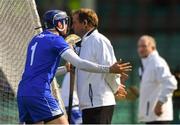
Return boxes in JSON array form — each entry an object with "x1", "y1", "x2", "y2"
[{"x1": 30, "y1": 42, "x2": 38, "y2": 66}]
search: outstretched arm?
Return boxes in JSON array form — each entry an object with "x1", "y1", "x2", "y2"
[{"x1": 61, "y1": 49, "x2": 132, "y2": 74}]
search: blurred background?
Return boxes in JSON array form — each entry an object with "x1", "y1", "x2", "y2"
[
  {"x1": 35, "y1": 0, "x2": 180, "y2": 123},
  {"x1": 0, "y1": 0, "x2": 179, "y2": 124}
]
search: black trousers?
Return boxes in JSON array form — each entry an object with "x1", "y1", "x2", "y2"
[
  {"x1": 146, "y1": 121, "x2": 171, "y2": 124},
  {"x1": 82, "y1": 105, "x2": 114, "y2": 124}
]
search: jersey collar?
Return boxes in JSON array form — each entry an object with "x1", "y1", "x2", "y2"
[{"x1": 82, "y1": 28, "x2": 96, "y2": 39}]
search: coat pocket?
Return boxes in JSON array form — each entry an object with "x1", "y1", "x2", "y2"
[
  {"x1": 146, "y1": 101, "x2": 150, "y2": 116},
  {"x1": 89, "y1": 83, "x2": 94, "y2": 106}
]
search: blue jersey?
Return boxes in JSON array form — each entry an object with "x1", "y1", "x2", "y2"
[{"x1": 17, "y1": 30, "x2": 69, "y2": 97}]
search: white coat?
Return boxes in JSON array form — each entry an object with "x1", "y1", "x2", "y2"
[
  {"x1": 138, "y1": 50, "x2": 177, "y2": 122},
  {"x1": 76, "y1": 29, "x2": 120, "y2": 110}
]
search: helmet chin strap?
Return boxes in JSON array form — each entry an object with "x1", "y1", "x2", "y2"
[
  {"x1": 55, "y1": 20, "x2": 66, "y2": 37},
  {"x1": 55, "y1": 27, "x2": 62, "y2": 36}
]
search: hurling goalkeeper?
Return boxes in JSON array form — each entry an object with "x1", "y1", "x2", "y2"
[{"x1": 17, "y1": 10, "x2": 132, "y2": 124}]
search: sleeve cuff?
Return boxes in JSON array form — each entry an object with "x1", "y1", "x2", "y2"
[
  {"x1": 105, "y1": 74, "x2": 121, "y2": 94},
  {"x1": 158, "y1": 96, "x2": 168, "y2": 103},
  {"x1": 56, "y1": 66, "x2": 67, "y2": 76}
]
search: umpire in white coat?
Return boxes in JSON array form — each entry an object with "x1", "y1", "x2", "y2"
[
  {"x1": 71, "y1": 8, "x2": 131, "y2": 124},
  {"x1": 137, "y1": 35, "x2": 177, "y2": 124}
]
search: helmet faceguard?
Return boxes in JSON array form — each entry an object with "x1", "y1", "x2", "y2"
[{"x1": 53, "y1": 14, "x2": 70, "y2": 32}]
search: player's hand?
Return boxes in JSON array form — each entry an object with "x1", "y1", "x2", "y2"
[
  {"x1": 109, "y1": 61, "x2": 132, "y2": 74},
  {"x1": 115, "y1": 84, "x2": 127, "y2": 100},
  {"x1": 154, "y1": 101, "x2": 163, "y2": 116},
  {"x1": 65, "y1": 63, "x2": 71, "y2": 72}
]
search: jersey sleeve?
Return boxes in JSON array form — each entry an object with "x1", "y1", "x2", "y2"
[{"x1": 51, "y1": 36, "x2": 70, "y2": 55}]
